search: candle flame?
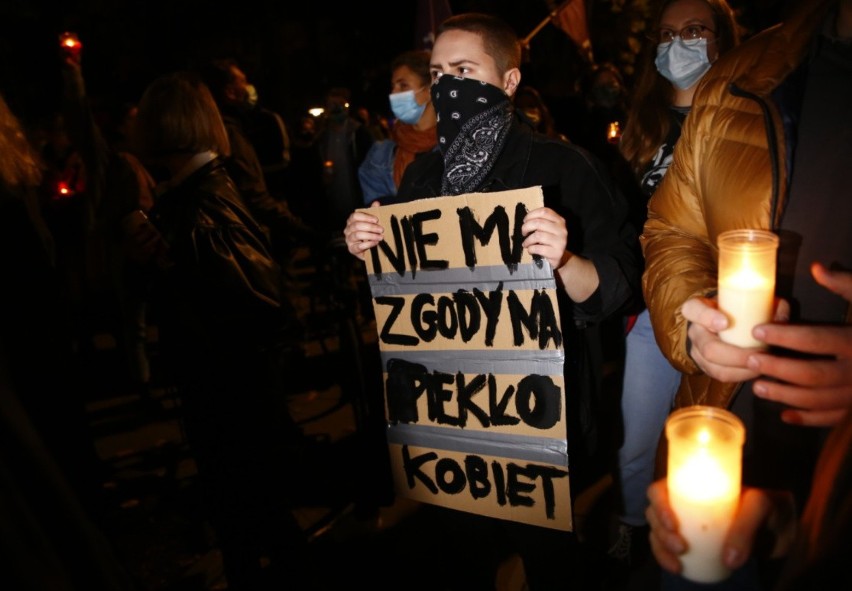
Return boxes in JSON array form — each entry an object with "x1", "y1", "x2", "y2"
[
  {"x1": 720, "y1": 267, "x2": 771, "y2": 289},
  {"x1": 671, "y1": 449, "x2": 735, "y2": 502}
]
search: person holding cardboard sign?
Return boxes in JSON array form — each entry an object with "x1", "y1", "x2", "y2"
[{"x1": 344, "y1": 11, "x2": 641, "y2": 589}]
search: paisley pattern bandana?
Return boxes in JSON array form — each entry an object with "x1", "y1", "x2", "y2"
[{"x1": 431, "y1": 75, "x2": 513, "y2": 196}]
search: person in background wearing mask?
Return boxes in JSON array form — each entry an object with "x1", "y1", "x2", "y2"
[
  {"x1": 609, "y1": 0, "x2": 741, "y2": 577},
  {"x1": 573, "y1": 62, "x2": 629, "y2": 164},
  {"x1": 239, "y1": 75, "x2": 293, "y2": 205},
  {"x1": 199, "y1": 58, "x2": 318, "y2": 273},
  {"x1": 358, "y1": 49, "x2": 437, "y2": 205},
  {"x1": 316, "y1": 86, "x2": 375, "y2": 234}
]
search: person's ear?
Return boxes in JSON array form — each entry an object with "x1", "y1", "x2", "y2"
[{"x1": 504, "y1": 68, "x2": 521, "y2": 97}]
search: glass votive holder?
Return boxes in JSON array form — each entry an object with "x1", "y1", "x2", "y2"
[
  {"x1": 717, "y1": 229, "x2": 779, "y2": 348},
  {"x1": 666, "y1": 405, "x2": 745, "y2": 584}
]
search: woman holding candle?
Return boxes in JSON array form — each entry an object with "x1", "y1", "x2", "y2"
[
  {"x1": 641, "y1": 0, "x2": 852, "y2": 586},
  {"x1": 609, "y1": 0, "x2": 741, "y2": 570},
  {"x1": 646, "y1": 264, "x2": 852, "y2": 590}
]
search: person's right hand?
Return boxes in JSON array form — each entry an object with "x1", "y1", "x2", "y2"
[
  {"x1": 645, "y1": 479, "x2": 688, "y2": 575},
  {"x1": 343, "y1": 201, "x2": 383, "y2": 261},
  {"x1": 680, "y1": 296, "x2": 765, "y2": 383}
]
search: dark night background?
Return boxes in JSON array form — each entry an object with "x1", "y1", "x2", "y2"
[{"x1": 1, "y1": 0, "x2": 787, "y2": 136}]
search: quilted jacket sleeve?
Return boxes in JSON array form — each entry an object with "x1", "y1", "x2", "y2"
[{"x1": 640, "y1": 103, "x2": 718, "y2": 375}]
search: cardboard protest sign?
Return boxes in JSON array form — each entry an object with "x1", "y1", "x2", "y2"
[{"x1": 360, "y1": 187, "x2": 571, "y2": 531}]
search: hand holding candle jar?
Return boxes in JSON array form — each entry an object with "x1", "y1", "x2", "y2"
[
  {"x1": 717, "y1": 229, "x2": 779, "y2": 348},
  {"x1": 666, "y1": 406, "x2": 745, "y2": 583}
]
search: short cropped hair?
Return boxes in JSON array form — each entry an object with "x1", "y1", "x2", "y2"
[
  {"x1": 437, "y1": 13, "x2": 522, "y2": 75},
  {"x1": 390, "y1": 49, "x2": 432, "y2": 87},
  {"x1": 134, "y1": 71, "x2": 231, "y2": 160}
]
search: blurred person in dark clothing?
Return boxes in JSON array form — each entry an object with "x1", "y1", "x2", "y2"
[
  {"x1": 0, "y1": 351, "x2": 136, "y2": 591},
  {"x1": 0, "y1": 89, "x2": 109, "y2": 532},
  {"x1": 240, "y1": 76, "x2": 293, "y2": 200},
  {"x1": 58, "y1": 40, "x2": 158, "y2": 405},
  {"x1": 575, "y1": 62, "x2": 629, "y2": 159},
  {"x1": 316, "y1": 86, "x2": 375, "y2": 235},
  {"x1": 514, "y1": 84, "x2": 570, "y2": 142},
  {"x1": 200, "y1": 58, "x2": 319, "y2": 270},
  {"x1": 287, "y1": 114, "x2": 326, "y2": 226},
  {"x1": 133, "y1": 71, "x2": 314, "y2": 591},
  {"x1": 355, "y1": 104, "x2": 390, "y2": 142}
]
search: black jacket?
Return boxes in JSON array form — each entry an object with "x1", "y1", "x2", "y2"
[
  {"x1": 149, "y1": 158, "x2": 299, "y2": 371},
  {"x1": 398, "y1": 116, "x2": 641, "y2": 324}
]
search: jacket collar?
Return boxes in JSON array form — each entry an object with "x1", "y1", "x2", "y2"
[
  {"x1": 155, "y1": 152, "x2": 220, "y2": 198},
  {"x1": 484, "y1": 118, "x2": 534, "y2": 193}
]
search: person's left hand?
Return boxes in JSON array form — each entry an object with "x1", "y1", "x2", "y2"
[
  {"x1": 679, "y1": 297, "x2": 763, "y2": 382},
  {"x1": 521, "y1": 206, "x2": 568, "y2": 271},
  {"x1": 749, "y1": 263, "x2": 852, "y2": 426}
]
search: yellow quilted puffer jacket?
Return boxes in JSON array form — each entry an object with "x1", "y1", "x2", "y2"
[{"x1": 639, "y1": 0, "x2": 837, "y2": 409}]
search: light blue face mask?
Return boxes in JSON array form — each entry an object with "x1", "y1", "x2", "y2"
[
  {"x1": 389, "y1": 88, "x2": 427, "y2": 125},
  {"x1": 655, "y1": 37, "x2": 712, "y2": 90}
]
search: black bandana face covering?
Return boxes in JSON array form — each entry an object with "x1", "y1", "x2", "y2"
[{"x1": 431, "y1": 75, "x2": 513, "y2": 195}]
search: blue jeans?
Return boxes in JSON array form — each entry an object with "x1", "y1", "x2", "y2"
[{"x1": 617, "y1": 308, "x2": 681, "y2": 526}]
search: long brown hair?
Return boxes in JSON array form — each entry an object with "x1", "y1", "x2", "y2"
[{"x1": 619, "y1": 0, "x2": 741, "y2": 176}]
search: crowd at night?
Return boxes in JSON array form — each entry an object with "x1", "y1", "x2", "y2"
[
  {"x1": 2, "y1": 0, "x2": 848, "y2": 590},
  {"x1": 2, "y1": 0, "x2": 779, "y2": 134}
]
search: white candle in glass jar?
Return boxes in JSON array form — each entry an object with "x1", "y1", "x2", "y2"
[
  {"x1": 667, "y1": 406, "x2": 745, "y2": 584},
  {"x1": 717, "y1": 230, "x2": 779, "y2": 348}
]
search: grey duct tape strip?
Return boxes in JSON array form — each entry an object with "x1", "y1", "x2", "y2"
[
  {"x1": 368, "y1": 263, "x2": 554, "y2": 297},
  {"x1": 386, "y1": 422, "x2": 569, "y2": 467},
  {"x1": 379, "y1": 349, "x2": 565, "y2": 377}
]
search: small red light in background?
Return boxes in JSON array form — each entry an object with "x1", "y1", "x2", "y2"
[
  {"x1": 54, "y1": 180, "x2": 75, "y2": 200},
  {"x1": 59, "y1": 31, "x2": 83, "y2": 59}
]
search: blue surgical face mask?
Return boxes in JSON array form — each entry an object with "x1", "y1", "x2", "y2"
[
  {"x1": 655, "y1": 37, "x2": 712, "y2": 90},
  {"x1": 389, "y1": 88, "x2": 427, "y2": 125}
]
